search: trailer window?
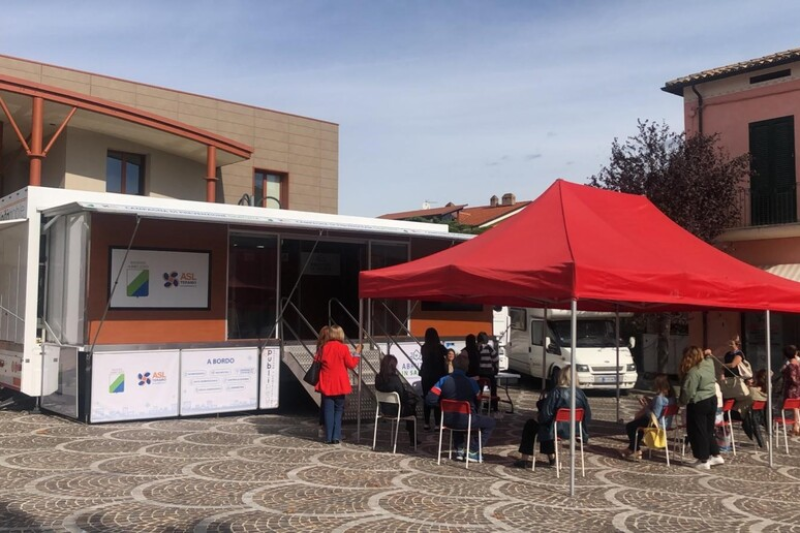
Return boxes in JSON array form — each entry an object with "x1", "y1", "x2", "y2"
[{"x1": 509, "y1": 308, "x2": 526, "y2": 331}]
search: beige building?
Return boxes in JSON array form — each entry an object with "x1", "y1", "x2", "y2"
[{"x1": 0, "y1": 54, "x2": 338, "y2": 213}]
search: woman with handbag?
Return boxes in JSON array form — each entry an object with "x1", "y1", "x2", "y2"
[
  {"x1": 315, "y1": 325, "x2": 361, "y2": 444},
  {"x1": 678, "y1": 346, "x2": 724, "y2": 470},
  {"x1": 723, "y1": 339, "x2": 752, "y2": 379},
  {"x1": 619, "y1": 374, "x2": 676, "y2": 460}
]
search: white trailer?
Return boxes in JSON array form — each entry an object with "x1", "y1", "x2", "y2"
[{"x1": 495, "y1": 307, "x2": 637, "y2": 390}]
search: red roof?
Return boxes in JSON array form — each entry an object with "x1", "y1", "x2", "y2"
[
  {"x1": 360, "y1": 180, "x2": 800, "y2": 313},
  {"x1": 457, "y1": 202, "x2": 531, "y2": 227},
  {"x1": 379, "y1": 204, "x2": 465, "y2": 221}
]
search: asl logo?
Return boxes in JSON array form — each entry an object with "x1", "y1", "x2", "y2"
[{"x1": 163, "y1": 272, "x2": 178, "y2": 288}]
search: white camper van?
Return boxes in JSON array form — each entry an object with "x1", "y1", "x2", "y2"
[{"x1": 495, "y1": 307, "x2": 637, "y2": 390}]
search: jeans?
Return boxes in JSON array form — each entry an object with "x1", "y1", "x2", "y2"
[
  {"x1": 322, "y1": 394, "x2": 346, "y2": 442},
  {"x1": 446, "y1": 412, "x2": 496, "y2": 452}
]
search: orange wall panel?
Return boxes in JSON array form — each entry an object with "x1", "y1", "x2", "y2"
[{"x1": 87, "y1": 213, "x2": 228, "y2": 345}]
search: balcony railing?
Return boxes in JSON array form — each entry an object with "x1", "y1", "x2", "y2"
[{"x1": 733, "y1": 184, "x2": 798, "y2": 228}]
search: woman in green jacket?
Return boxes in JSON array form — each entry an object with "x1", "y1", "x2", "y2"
[{"x1": 678, "y1": 346, "x2": 724, "y2": 470}]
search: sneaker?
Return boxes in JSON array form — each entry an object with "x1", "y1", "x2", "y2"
[
  {"x1": 455, "y1": 448, "x2": 466, "y2": 461},
  {"x1": 466, "y1": 451, "x2": 482, "y2": 463},
  {"x1": 693, "y1": 461, "x2": 711, "y2": 470},
  {"x1": 708, "y1": 455, "x2": 725, "y2": 466}
]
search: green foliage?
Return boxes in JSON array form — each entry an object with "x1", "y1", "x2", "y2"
[{"x1": 588, "y1": 120, "x2": 750, "y2": 243}]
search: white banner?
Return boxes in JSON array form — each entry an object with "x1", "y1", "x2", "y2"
[
  {"x1": 259, "y1": 346, "x2": 280, "y2": 409},
  {"x1": 109, "y1": 248, "x2": 210, "y2": 309},
  {"x1": 91, "y1": 350, "x2": 180, "y2": 422},
  {"x1": 180, "y1": 347, "x2": 259, "y2": 415}
]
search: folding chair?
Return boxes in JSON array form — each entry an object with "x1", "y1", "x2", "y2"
[
  {"x1": 438, "y1": 399, "x2": 482, "y2": 468},
  {"x1": 773, "y1": 397, "x2": 800, "y2": 454},
  {"x1": 372, "y1": 391, "x2": 417, "y2": 454},
  {"x1": 716, "y1": 398, "x2": 736, "y2": 455},
  {"x1": 634, "y1": 403, "x2": 678, "y2": 466},
  {"x1": 477, "y1": 378, "x2": 500, "y2": 416},
  {"x1": 532, "y1": 407, "x2": 585, "y2": 478}
]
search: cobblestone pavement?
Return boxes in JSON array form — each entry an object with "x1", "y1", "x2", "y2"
[{"x1": 1, "y1": 383, "x2": 799, "y2": 532}]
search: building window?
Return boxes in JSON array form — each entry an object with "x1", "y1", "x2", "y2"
[
  {"x1": 107, "y1": 151, "x2": 145, "y2": 195},
  {"x1": 749, "y1": 116, "x2": 796, "y2": 225},
  {"x1": 253, "y1": 170, "x2": 286, "y2": 209}
]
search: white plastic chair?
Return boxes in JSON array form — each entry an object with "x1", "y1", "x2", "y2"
[{"x1": 372, "y1": 390, "x2": 417, "y2": 454}]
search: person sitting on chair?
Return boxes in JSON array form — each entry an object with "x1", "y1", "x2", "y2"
[
  {"x1": 619, "y1": 374, "x2": 676, "y2": 460},
  {"x1": 375, "y1": 354, "x2": 419, "y2": 446},
  {"x1": 426, "y1": 353, "x2": 495, "y2": 462}
]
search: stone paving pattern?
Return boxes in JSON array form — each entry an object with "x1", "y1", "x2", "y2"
[{"x1": 1, "y1": 383, "x2": 799, "y2": 532}]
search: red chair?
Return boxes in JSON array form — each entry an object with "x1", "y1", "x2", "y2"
[
  {"x1": 477, "y1": 378, "x2": 500, "y2": 416},
  {"x1": 774, "y1": 397, "x2": 800, "y2": 454},
  {"x1": 634, "y1": 403, "x2": 679, "y2": 466},
  {"x1": 532, "y1": 408, "x2": 585, "y2": 478},
  {"x1": 716, "y1": 398, "x2": 736, "y2": 455},
  {"x1": 437, "y1": 399, "x2": 482, "y2": 468}
]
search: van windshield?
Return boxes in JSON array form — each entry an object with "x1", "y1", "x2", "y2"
[{"x1": 549, "y1": 319, "x2": 618, "y2": 348}]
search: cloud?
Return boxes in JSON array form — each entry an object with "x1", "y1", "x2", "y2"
[{"x1": 525, "y1": 153, "x2": 542, "y2": 161}]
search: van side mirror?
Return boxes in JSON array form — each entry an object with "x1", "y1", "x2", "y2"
[
  {"x1": 628, "y1": 337, "x2": 636, "y2": 349},
  {"x1": 545, "y1": 337, "x2": 561, "y2": 355}
]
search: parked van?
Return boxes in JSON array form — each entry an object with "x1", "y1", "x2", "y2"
[{"x1": 495, "y1": 307, "x2": 637, "y2": 389}]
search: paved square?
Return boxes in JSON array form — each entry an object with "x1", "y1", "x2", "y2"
[{"x1": 0, "y1": 384, "x2": 797, "y2": 532}]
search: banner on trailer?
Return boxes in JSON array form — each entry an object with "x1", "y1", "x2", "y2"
[
  {"x1": 109, "y1": 248, "x2": 210, "y2": 309},
  {"x1": 180, "y1": 347, "x2": 259, "y2": 415},
  {"x1": 91, "y1": 350, "x2": 180, "y2": 422},
  {"x1": 259, "y1": 346, "x2": 280, "y2": 409},
  {"x1": 41, "y1": 345, "x2": 79, "y2": 418}
]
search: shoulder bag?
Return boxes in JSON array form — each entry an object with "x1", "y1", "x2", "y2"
[
  {"x1": 642, "y1": 412, "x2": 667, "y2": 449},
  {"x1": 303, "y1": 356, "x2": 322, "y2": 386},
  {"x1": 738, "y1": 358, "x2": 754, "y2": 380},
  {"x1": 718, "y1": 362, "x2": 750, "y2": 400}
]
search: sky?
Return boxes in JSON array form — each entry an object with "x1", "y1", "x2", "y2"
[{"x1": 1, "y1": 0, "x2": 799, "y2": 217}]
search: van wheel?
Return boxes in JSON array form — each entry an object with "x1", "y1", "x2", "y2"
[{"x1": 548, "y1": 367, "x2": 561, "y2": 390}]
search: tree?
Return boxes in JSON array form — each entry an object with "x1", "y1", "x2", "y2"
[{"x1": 588, "y1": 120, "x2": 750, "y2": 373}]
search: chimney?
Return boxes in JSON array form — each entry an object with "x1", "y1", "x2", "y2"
[
  {"x1": 490, "y1": 195, "x2": 499, "y2": 207},
  {"x1": 501, "y1": 193, "x2": 516, "y2": 206}
]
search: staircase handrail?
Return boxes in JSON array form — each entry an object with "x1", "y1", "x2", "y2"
[
  {"x1": 279, "y1": 297, "x2": 320, "y2": 341},
  {"x1": 376, "y1": 301, "x2": 422, "y2": 346}
]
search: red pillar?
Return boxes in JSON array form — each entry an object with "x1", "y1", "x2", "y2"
[
  {"x1": 206, "y1": 145, "x2": 217, "y2": 203},
  {"x1": 29, "y1": 96, "x2": 44, "y2": 186}
]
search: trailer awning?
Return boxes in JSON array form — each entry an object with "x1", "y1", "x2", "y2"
[{"x1": 40, "y1": 201, "x2": 471, "y2": 241}]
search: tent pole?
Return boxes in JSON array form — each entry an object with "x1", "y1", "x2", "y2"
[
  {"x1": 766, "y1": 310, "x2": 773, "y2": 468},
  {"x1": 357, "y1": 299, "x2": 364, "y2": 444},
  {"x1": 615, "y1": 306, "x2": 621, "y2": 423},
  {"x1": 542, "y1": 306, "x2": 549, "y2": 398},
  {"x1": 570, "y1": 299, "x2": 577, "y2": 497}
]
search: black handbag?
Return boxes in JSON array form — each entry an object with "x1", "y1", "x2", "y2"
[{"x1": 303, "y1": 358, "x2": 321, "y2": 386}]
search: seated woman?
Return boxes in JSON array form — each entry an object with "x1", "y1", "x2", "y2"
[
  {"x1": 374, "y1": 354, "x2": 420, "y2": 446},
  {"x1": 513, "y1": 365, "x2": 591, "y2": 467},
  {"x1": 619, "y1": 374, "x2": 676, "y2": 460}
]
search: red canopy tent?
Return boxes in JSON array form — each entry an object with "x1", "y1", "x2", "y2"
[
  {"x1": 358, "y1": 179, "x2": 800, "y2": 494},
  {"x1": 360, "y1": 179, "x2": 800, "y2": 313}
]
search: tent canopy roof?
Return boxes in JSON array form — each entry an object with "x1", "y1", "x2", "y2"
[{"x1": 359, "y1": 180, "x2": 800, "y2": 313}]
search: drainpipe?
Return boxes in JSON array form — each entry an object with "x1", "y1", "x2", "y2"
[
  {"x1": 206, "y1": 145, "x2": 217, "y2": 203},
  {"x1": 29, "y1": 96, "x2": 44, "y2": 186},
  {"x1": 690, "y1": 85, "x2": 704, "y2": 135}
]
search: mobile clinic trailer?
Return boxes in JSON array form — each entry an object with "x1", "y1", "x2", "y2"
[{"x1": 0, "y1": 185, "x2": 471, "y2": 423}]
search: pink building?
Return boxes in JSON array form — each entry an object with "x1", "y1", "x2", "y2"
[{"x1": 664, "y1": 48, "x2": 800, "y2": 370}]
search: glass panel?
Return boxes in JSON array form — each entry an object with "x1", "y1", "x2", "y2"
[
  {"x1": 125, "y1": 155, "x2": 143, "y2": 195},
  {"x1": 531, "y1": 320, "x2": 543, "y2": 346},
  {"x1": 265, "y1": 174, "x2": 282, "y2": 208},
  {"x1": 228, "y1": 235, "x2": 279, "y2": 339},
  {"x1": 106, "y1": 152, "x2": 122, "y2": 193},
  {"x1": 253, "y1": 171, "x2": 264, "y2": 206}
]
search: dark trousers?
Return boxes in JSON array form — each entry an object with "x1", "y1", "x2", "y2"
[
  {"x1": 422, "y1": 377, "x2": 441, "y2": 425},
  {"x1": 322, "y1": 394, "x2": 346, "y2": 442},
  {"x1": 686, "y1": 396, "x2": 720, "y2": 462},
  {"x1": 480, "y1": 373, "x2": 499, "y2": 411},
  {"x1": 446, "y1": 412, "x2": 496, "y2": 452},
  {"x1": 625, "y1": 415, "x2": 651, "y2": 451},
  {"x1": 518, "y1": 419, "x2": 555, "y2": 455}
]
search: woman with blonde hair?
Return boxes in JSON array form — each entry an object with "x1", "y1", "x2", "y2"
[
  {"x1": 678, "y1": 346, "x2": 723, "y2": 470},
  {"x1": 316, "y1": 325, "x2": 361, "y2": 444}
]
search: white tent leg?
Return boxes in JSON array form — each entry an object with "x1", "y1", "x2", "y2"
[
  {"x1": 357, "y1": 299, "x2": 364, "y2": 444},
  {"x1": 570, "y1": 299, "x2": 577, "y2": 497},
  {"x1": 766, "y1": 310, "x2": 773, "y2": 468},
  {"x1": 542, "y1": 306, "x2": 549, "y2": 398},
  {"x1": 615, "y1": 306, "x2": 620, "y2": 423}
]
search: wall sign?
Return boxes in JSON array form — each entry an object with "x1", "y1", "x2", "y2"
[
  {"x1": 90, "y1": 350, "x2": 180, "y2": 423},
  {"x1": 259, "y1": 346, "x2": 280, "y2": 409},
  {"x1": 180, "y1": 347, "x2": 259, "y2": 415},
  {"x1": 109, "y1": 248, "x2": 210, "y2": 309}
]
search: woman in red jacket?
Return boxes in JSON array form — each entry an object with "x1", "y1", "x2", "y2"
[{"x1": 315, "y1": 325, "x2": 361, "y2": 444}]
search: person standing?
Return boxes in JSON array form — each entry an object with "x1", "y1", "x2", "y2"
[
  {"x1": 678, "y1": 346, "x2": 724, "y2": 470},
  {"x1": 420, "y1": 327, "x2": 447, "y2": 430},
  {"x1": 315, "y1": 325, "x2": 361, "y2": 444},
  {"x1": 781, "y1": 345, "x2": 800, "y2": 436},
  {"x1": 462, "y1": 334, "x2": 481, "y2": 378},
  {"x1": 477, "y1": 332, "x2": 500, "y2": 412}
]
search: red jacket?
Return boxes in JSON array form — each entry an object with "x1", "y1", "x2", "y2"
[{"x1": 315, "y1": 340, "x2": 360, "y2": 396}]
